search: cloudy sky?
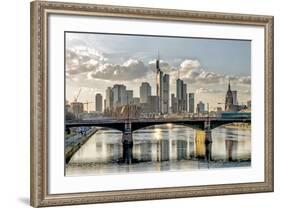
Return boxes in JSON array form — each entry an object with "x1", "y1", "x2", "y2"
[{"x1": 65, "y1": 32, "x2": 251, "y2": 111}]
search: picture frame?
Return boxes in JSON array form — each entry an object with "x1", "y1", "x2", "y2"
[{"x1": 30, "y1": 1, "x2": 274, "y2": 207}]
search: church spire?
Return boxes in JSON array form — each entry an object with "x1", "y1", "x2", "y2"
[{"x1": 228, "y1": 79, "x2": 231, "y2": 91}]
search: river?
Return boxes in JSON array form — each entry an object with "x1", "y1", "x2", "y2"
[{"x1": 66, "y1": 124, "x2": 251, "y2": 176}]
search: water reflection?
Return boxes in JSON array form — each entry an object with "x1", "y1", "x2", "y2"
[{"x1": 67, "y1": 124, "x2": 251, "y2": 175}]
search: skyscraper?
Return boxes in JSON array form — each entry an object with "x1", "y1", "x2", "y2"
[
  {"x1": 105, "y1": 87, "x2": 113, "y2": 110},
  {"x1": 176, "y1": 78, "x2": 187, "y2": 113},
  {"x1": 156, "y1": 57, "x2": 163, "y2": 113},
  {"x1": 126, "y1": 90, "x2": 133, "y2": 104},
  {"x1": 183, "y1": 83, "x2": 187, "y2": 112},
  {"x1": 232, "y1": 90, "x2": 238, "y2": 105},
  {"x1": 188, "y1": 93, "x2": 195, "y2": 113},
  {"x1": 148, "y1": 95, "x2": 159, "y2": 114},
  {"x1": 171, "y1": 93, "x2": 177, "y2": 113},
  {"x1": 156, "y1": 54, "x2": 170, "y2": 115},
  {"x1": 112, "y1": 84, "x2": 126, "y2": 107},
  {"x1": 95, "y1": 93, "x2": 103, "y2": 112},
  {"x1": 140, "y1": 82, "x2": 151, "y2": 103},
  {"x1": 162, "y1": 74, "x2": 170, "y2": 114}
]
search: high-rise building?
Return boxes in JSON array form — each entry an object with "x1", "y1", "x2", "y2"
[
  {"x1": 162, "y1": 74, "x2": 169, "y2": 114},
  {"x1": 140, "y1": 82, "x2": 151, "y2": 103},
  {"x1": 105, "y1": 87, "x2": 113, "y2": 110},
  {"x1": 183, "y1": 83, "x2": 187, "y2": 112},
  {"x1": 126, "y1": 90, "x2": 133, "y2": 104},
  {"x1": 176, "y1": 78, "x2": 187, "y2": 113},
  {"x1": 171, "y1": 93, "x2": 177, "y2": 113},
  {"x1": 232, "y1": 90, "x2": 238, "y2": 105},
  {"x1": 95, "y1": 93, "x2": 103, "y2": 112},
  {"x1": 156, "y1": 58, "x2": 163, "y2": 113},
  {"x1": 188, "y1": 93, "x2": 195, "y2": 113},
  {"x1": 196, "y1": 101, "x2": 205, "y2": 114},
  {"x1": 132, "y1": 97, "x2": 140, "y2": 105},
  {"x1": 148, "y1": 95, "x2": 159, "y2": 114},
  {"x1": 112, "y1": 84, "x2": 126, "y2": 107}
]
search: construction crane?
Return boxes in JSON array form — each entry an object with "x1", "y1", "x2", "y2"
[{"x1": 73, "y1": 88, "x2": 81, "y2": 102}]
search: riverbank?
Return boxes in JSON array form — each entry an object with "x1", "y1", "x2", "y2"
[{"x1": 65, "y1": 128, "x2": 98, "y2": 164}]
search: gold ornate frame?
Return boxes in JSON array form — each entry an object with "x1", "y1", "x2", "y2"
[{"x1": 30, "y1": 1, "x2": 274, "y2": 207}]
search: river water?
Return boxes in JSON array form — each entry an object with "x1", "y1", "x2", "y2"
[{"x1": 66, "y1": 124, "x2": 251, "y2": 176}]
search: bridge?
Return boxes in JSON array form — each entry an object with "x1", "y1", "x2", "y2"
[
  {"x1": 65, "y1": 117, "x2": 251, "y2": 132},
  {"x1": 65, "y1": 117, "x2": 250, "y2": 164}
]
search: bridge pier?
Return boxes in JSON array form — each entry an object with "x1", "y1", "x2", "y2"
[
  {"x1": 204, "y1": 118, "x2": 212, "y2": 162},
  {"x1": 122, "y1": 123, "x2": 133, "y2": 164},
  {"x1": 204, "y1": 129, "x2": 212, "y2": 162}
]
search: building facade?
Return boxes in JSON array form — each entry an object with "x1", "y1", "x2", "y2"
[
  {"x1": 126, "y1": 90, "x2": 133, "y2": 104},
  {"x1": 162, "y1": 74, "x2": 170, "y2": 114},
  {"x1": 112, "y1": 84, "x2": 127, "y2": 107},
  {"x1": 156, "y1": 58, "x2": 163, "y2": 113},
  {"x1": 140, "y1": 82, "x2": 151, "y2": 103},
  {"x1": 105, "y1": 87, "x2": 113, "y2": 110},
  {"x1": 95, "y1": 93, "x2": 103, "y2": 112},
  {"x1": 188, "y1": 93, "x2": 195, "y2": 113},
  {"x1": 196, "y1": 101, "x2": 205, "y2": 114},
  {"x1": 176, "y1": 78, "x2": 187, "y2": 113}
]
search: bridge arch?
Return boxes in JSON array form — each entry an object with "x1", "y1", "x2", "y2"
[
  {"x1": 210, "y1": 120, "x2": 251, "y2": 130},
  {"x1": 131, "y1": 121, "x2": 205, "y2": 132}
]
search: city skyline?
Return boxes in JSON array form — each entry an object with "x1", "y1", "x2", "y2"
[{"x1": 66, "y1": 32, "x2": 251, "y2": 111}]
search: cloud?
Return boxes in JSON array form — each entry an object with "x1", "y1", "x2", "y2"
[
  {"x1": 66, "y1": 47, "x2": 108, "y2": 76},
  {"x1": 88, "y1": 59, "x2": 149, "y2": 81},
  {"x1": 180, "y1": 59, "x2": 201, "y2": 70},
  {"x1": 66, "y1": 46, "x2": 251, "y2": 86},
  {"x1": 148, "y1": 59, "x2": 175, "y2": 73},
  {"x1": 166, "y1": 59, "x2": 251, "y2": 86}
]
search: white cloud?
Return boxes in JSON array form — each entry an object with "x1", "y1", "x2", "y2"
[{"x1": 88, "y1": 59, "x2": 149, "y2": 81}]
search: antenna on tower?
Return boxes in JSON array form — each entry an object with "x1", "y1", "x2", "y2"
[
  {"x1": 178, "y1": 68, "x2": 180, "y2": 79},
  {"x1": 156, "y1": 50, "x2": 160, "y2": 71}
]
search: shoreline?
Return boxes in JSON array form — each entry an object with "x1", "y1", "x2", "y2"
[{"x1": 65, "y1": 128, "x2": 98, "y2": 164}]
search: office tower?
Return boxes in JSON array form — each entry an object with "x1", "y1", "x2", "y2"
[
  {"x1": 95, "y1": 93, "x2": 103, "y2": 112},
  {"x1": 188, "y1": 93, "x2": 195, "y2": 113},
  {"x1": 162, "y1": 74, "x2": 170, "y2": 114},
  {"x1": 140, "y1": 82, "x2": 151, "y2": 103},
  {"x1": 196, "y1": 101, "x2": 205, "y2": 114},
  {"x1": 232, "y1": 90, "x2": 238, "y2": 105},
  {"x1": 171, "y1": 93, "x2": 177, "y2": 113},
  {"x1": 132, "y1": 97, "x2": 140, "y2": 105},
  {"x1": 183, "y1": 83, "x2": 187, "y2": 112},
  {"x1": 105, "y1": 87, "x2": 113, "y2": 110},
  {"x1": 112, "y1": 84, "x2": 126, "y2": 107},
  {"x1": 156, "y1": 58, "x2": 163, "y2": 113},
  {"x1": 148, "y1": 95, "x2": 159, "y2": 114},
  {"x1": 176, "y1": 78, "x2": 187, "y2": 113},
  {"x1": 126, "y1": 90, "x2": 133, "y2": 104},
  {"x1": 156, "y1": 54, "x2": 170, "y2": 115}
]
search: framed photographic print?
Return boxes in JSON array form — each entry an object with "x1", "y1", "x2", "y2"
[{"x1": 30, "y1": 1, "x2": 274, "y2": 207}]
